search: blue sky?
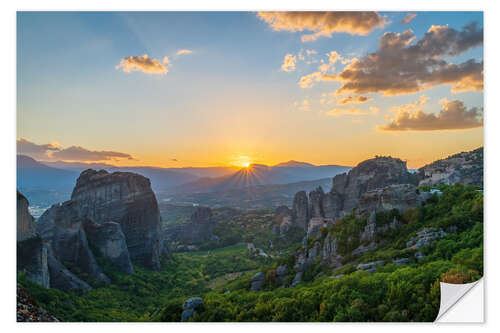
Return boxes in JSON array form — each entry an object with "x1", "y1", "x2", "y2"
[{"x1": 17, "y1": 11, "x2": 483, "y2": 168}]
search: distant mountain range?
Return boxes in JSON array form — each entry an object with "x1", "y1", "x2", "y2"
[
  {"x1": 17, "y1": 155, "x2": 352, "y2": 208},
  {"x1": 173, "y1": 163, "x2": 351, "y2": 193}
]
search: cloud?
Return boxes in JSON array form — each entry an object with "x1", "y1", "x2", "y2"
[
  {"x1": 17, "y1": 138, "x2": 136, "y2": 162},
  {"x1": 337, "y1": 95, "x2": 373, "y2": 105},
  {"x1": 257, "y1": 12, "x2": 386, "y2": 41},
  {"x1": 51, "y1": 146, "x2": 136, "y2": 161},
  {"x1": 176, "y1": 49, "x2": 193, "y2": 56},
  {"x1": 299, "y1": 72, "x2": 322, "y2": 88},
  {"x1": 327, "y1": 106, "x2": 379, "y2": 116},
  {"x1": 402, "y1": 13, "x2": 417, "y2": 24},
  {"x1": 388, "y1": 95, "x2": 429, "y2": 113},
  {"x1": 313, "y1": 23, "x2": 483, "y2": 96},
  {"x1": 378, "y1": 100, "x2": 483, "y2": 131},
  {"x1": 116, "y1": 54, "x2": 169, "y2": 75},
  {"x1": 318, "y1": 51, "x2": 342, "y2": 73},
  {"x1": 17, "y1": 138, "x2": 61, "y2": 160},
  {"x1": 281, "y1": 53, "x2": 297, "y2": 72},
  {"x1": 298, "y1": 51, "x2": 343, "y2": 88}
]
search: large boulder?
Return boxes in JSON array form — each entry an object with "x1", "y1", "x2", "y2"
[
  {"x1": 84, "y1": 221, "x2": 134, "y2": 275},
  {"x1": 292, "y1": 191, "x2": 309, "y2": 230},
  {"x1": 70, "y1": 169, "x2": 165, "y2": 270},
  {"x1": 250, "y1": 272, "x2": 265, "y2": 291}
]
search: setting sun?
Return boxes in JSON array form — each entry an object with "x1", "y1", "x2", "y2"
[{"x1": 231, "y1": 155, "x2": 253, "y2": 168}]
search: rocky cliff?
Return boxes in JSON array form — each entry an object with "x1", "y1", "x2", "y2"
[
  {"x1": 418, "y1": 147, "x2": 483, "y2": 187},
  {"x1": 165, "y1": 206, "x2": 218, "y2": 247},
  {"x1": 331, "y1": 156, "x2": 416, "y2": 214},
  {"x1": 70, "y1": 169, "x2": 166, "y2": 270},
  {"x1": 16, "y1": 191, "x2": 50, "y2": 288},
  {"x1": 289, "y1": 156, "x2": 417, "y2": 233},
  {"x1": 32, "y1": 169, "x2": 168, "y2": 292}
]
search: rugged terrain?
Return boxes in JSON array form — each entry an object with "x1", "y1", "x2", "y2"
[{"x1": 418, "y1": 147, "x2": 483, "y2": 187}]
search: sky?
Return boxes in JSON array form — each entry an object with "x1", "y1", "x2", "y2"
[{"x1": 17, "y1": 11, "x2": 483, "y2": 169}]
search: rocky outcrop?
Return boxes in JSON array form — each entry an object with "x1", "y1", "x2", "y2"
[
  {"x1": 17, "y1": 191, "x2": 36, "y2": 242},
  {"x1": 181, "y1": 297, "x2": 203, "y2": 322},
  {"x1": 276, "y1": 265, "x2": 287, "y2": 285},
  {"x1": 356, "y1": 260, "x2": 384, "y2": 273},
  {"x1": 418, "y1": 147, "x2": 483, "y2": 187},
  {"x1": 84, "y1": 221, "x2": 134, "y2": 275},
  {"x1": 37, "y1": 201, "x2": 110, "y2": 285},
  {"x1": 17, "y1": 285, "x2": 59, "y2": 322},
  {"x1": 332, "y1": 156, "x2": 415, "y2": 215},
  {"x1": 70, "y1": 169, "x2": 166, "y2": 270},
  {"x1": 250, "y1": 272, "x2": 265, "y2": 291},
  {"x1": 17, "y1": 236, "x2": 49, "y2": 288},
  {"x1": 16, "y1": 191, "x2": 49, "y2": 288},
  {"x1": 288, "y1": 156, "x2": 417, "y2": 236},
  {"x1": 46, "y1": 247, "x2": 91, "y2": 292},
  {"x1": 309, "y1": 187, "x2": 325, "y2": 218},
  {"x1": 292, "y1": 191, "x2": 309, "y2": 230},
  {"x1": 406, "y1": 227, "x2": 447, "y2": 249},
  {"x1": 322, "y1": 191, "x2": 343, "y2": 219},
  {"x1": 358, "y1": 184, "x2": 425, "y2": 215},
  {"x1": 28, "y1": 169, "x2": 168, "y2": 292}
]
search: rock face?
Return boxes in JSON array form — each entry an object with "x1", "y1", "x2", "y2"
[
  {"x1": 46, "y1": 247, "x2": 91, "y2": 292},
  {"x1": 17, "y1": 191, "x2": 37, "y2": 242},
  {"x1": 332, "y1": 156, "x2": 415, "y2": 214},
  {"x1": 16, "y1": 191, "x2": 49, "y2": 288},
  {"x1": 184, "y1": 206, "x2": 216, "y2": 244},
  {"x1": 292, "y1": 191, "x2": 309, "y2": 230},
  {"x1": 37, "y1": 201, "x2": 110, "y2": 285},
  {"x1": 70, "y1": 169, "x2": 165, "y2": 270},
  {"x1": 289, "y1": 156, "x2": 417, "y2": 235},
  {"x1": 29, "y1": 169, "x2": 168, "y2": 292},
  {"x1": 84, "y1": 222, "x2": 134, "y2": 275},
  {"x1": 418, "y1": 147, "x2": 483, "y2": 187},
  {"x1": 358, "y1": 184, "x2": 424, "y2": 215},
  {"x1": 309, "y1": 187, "x2": 325, "y2": 218},
  {"x1": 17, "y1": 236, "x2": 49, "y2": 288}
]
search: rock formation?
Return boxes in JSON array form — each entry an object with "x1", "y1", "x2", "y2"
[
  {"x1": 17, "y1": 191, "x2": 37, "y2": 242},
  {"x1": 250, "y1": 272, "x2": 265, "y2": 291},
  {"x1": 37, "y1": 201, "x2": 110, "y2": 285},
  {"x1": 308, "y1": 187, "x2": 325, "y2": 218},
  {"x1": 292, "y1": 191, "x2": 309, "y2": 230},
  {"x1": 16, "y1": 191, "x2": 49, "y2": 288},
  {"x1": 331, "y1": 156, "x2": 416, "y2": 214},
  {"x1": 84, "y1": 221, "x2": 134, "y2": 275},
  {"x1": 357, "y1": 184, "x2": 425, "y2": 215},
  {"x1": 289, "y1": 156, "x2": 417, "y2": 235},
  {"x1": 26, "y1": 169, "x2": 169, "y2": 292},
  {"x1": 70, "y1": 169, "x2": 166, "y2": 270}
]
